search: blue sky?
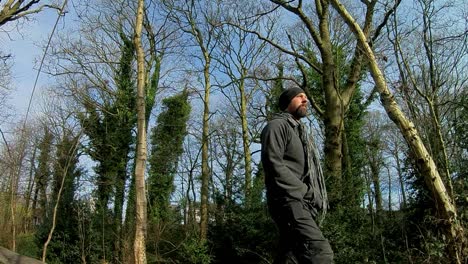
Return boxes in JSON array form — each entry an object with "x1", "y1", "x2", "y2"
[{"x1": 3, "y1": 8, "x2": 66, "y2": 117}]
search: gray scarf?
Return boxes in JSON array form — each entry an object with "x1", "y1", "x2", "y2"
[{"x1": 298, "y1": 123, "x2": 328, "y2": 214}]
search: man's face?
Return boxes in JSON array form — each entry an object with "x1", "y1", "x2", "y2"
[{"x1": 286, "y1": 92, "x2": 308, "y2": 119}]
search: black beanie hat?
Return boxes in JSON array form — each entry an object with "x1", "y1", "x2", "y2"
[{"x1": 278, "y1": 87, "x2": 305, "y2": 111}]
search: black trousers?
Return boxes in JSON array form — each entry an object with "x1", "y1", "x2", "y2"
[{"x1": 268, "y1": 200, "x2": 333, "y2": 264}]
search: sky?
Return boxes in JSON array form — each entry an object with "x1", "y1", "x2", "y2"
[{"x1": 2, "y1": 7, "x2": 69, "y2": 121}]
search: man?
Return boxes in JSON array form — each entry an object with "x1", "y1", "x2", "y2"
[{"x1": 261, "y1": 87, "x2": 333, "y2": 263}]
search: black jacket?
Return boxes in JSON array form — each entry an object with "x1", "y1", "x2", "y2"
[{"x1": 261, "y1": 113, "x2": 311, "y2": 203}]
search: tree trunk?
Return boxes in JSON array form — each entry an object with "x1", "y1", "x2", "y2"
[
  {"x1": 330, "y1": 1, "x2": 465, "y2": 262},
  {"x1": 369, "y1": 157, "x2": 383, "y2": 216},
  {"x1": 9, "y1": 137, "x2": 28, "y2": 251},
  {"x1": 133, "y1": 0, "x2": 147, "y2": 262},
  {"x1": 322, "y1": 28, "x2": 344, "y2": 208},
  {"x1": 42, "y1": 134, "x2": 80, "y2": 262},
  {"x1": 391, "y1": 139, "x2": 407, "y2": 209},
  {"x1": 200, "y1": 57, "x2": 211, "y2": 241},
  {"x1": 364, "y1": 166, "x2": 376, "y2": 236},
  {"x1": 386, "y1": 166, "x2": 392, "y2": 212},
  {"x1": 239, "y1": 71, "x2": 252, "y2": 203},
  {"x1": 9, "y1": 169, "x2": 17, "y2": 252},
  {"x1": 188, "y1": 162, "x2": 197, "y2": 232},
  {"x1": 427, "y1": 100, "x2": 454, "y2": 200},
  {"x1": 24, "y1": 144, "x2": 37, "y2": 215},
  {"x1": 114, "y1": 161, "x2": 130, "y2": 263}
]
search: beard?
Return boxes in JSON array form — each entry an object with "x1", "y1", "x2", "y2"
[{"x1": 293, "y1": 105, "x2": 308, "y2": 119}]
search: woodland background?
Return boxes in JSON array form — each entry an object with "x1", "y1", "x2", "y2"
[{"x1": 0, "y1": 0, "x2": 466, "y2": 263}]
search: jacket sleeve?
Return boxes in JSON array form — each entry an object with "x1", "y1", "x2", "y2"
[{"x1": 261, "y1": 121, "x2": 308, "y2": 201}]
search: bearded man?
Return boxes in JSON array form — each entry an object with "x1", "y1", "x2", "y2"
[{"x1": 261, "y1": 87, "x2": 333, "y2": 263}]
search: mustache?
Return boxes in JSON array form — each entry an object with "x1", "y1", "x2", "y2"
[
  {"x1": 295, "y1": 104, "x2": 308, "y2": 111},
  {"x1": 294, "y1": 104, "x2": 309, "y2": 117}
]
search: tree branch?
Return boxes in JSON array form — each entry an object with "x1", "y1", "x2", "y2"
[
  {"x1": 0, "y1": 1, "x2": 62, "y2": 27},
  {"x1": 225, "y1": 21, "x2": 322, "y2": 75}
]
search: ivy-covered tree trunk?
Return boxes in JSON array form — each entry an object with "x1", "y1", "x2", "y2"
[
  {"x1": 78, "y1": 29, "x2": 137, "y2": 262},
  {"x1": 112, "y1": 30, "x2": 136, "y2": 264},
  {"x1": 40, "y1": 132, "x2": 81, "y2": 263},
  {"x1": 147, "y1": 91, "x2": 191, "y2": 260},
  {"x1": 35, "y1": 127, "x2": 54, "y2": 225},
  {"x1": 24, "y1": 142, "x2": 37, "y2": 217},
  {"x1": 322, "y1": 49, "x2": 345, "y2": 207}
]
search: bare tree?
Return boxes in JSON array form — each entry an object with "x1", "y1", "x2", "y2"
[
  {"x1": 161, "y1": 0, "x2": 222, "y2": 241},
  {"x1": 383, "y1": 124, "x2": 408, "y2": 209},
  {"x1": 330, "y1": 0, "x2": 466, "y2": 262},
  {"x1": 178, "y1": 133, "x2": 202, "y2": 232},
  {"x1": 210, "y1": 116, "x2": 244, "y2": 210},
  {"x1": 214, "y1": 1, "x2": 272, "y2": 203},
  {"x1": 363, "y1": 111, "x2": 391, "y2": 220},
  {"x1": 0, "y1": 121, "x2": 34, "y2": 251},
  {"x1": 388, "y1": 0, "x2": 468, "y2": 202}
]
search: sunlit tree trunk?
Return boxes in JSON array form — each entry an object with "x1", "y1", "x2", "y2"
[
  {"x1": 133, "y1": 0, "x2": 147, "y2": 262},
  {"x1": 123, "y1": 12, "x2": 163, "y2": 263}
]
